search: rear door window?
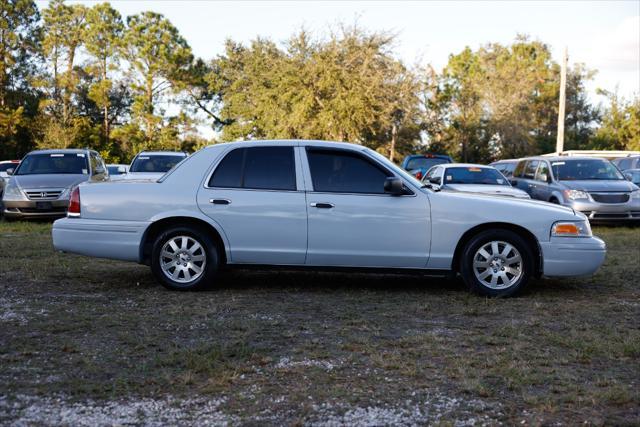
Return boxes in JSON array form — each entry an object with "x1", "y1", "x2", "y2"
[
  {"x1": 307, "y1": 149, "x2": 391, "y2": 194},
  {"x1": 209, "y1": 146, "x2": 296, "y2": 191}
]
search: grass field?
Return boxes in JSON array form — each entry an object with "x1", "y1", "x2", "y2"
[{"x1": 0, "y1": 221, "x2": 638, "y2": 425}]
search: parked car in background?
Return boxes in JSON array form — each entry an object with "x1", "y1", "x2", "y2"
[
  {"x1": 0, "y1": 160, "x2": 21, "y2": 200},
  {"x1": 401, "y1": 153, "x2": 453, "y2": 180},
  {"x1": 490, "y1": 159, "x2": 519, "y2": 178},
  {"x1": 623, "y1": 169, "x2": 640, "y2": 186},
  {"x1": 53, "y1": 140, "x2": 606, "y2": 298},
  {"x1": 612, "y1": 155, "x2": 640, "y2": 172},
  {"x1": 107, "y1": 164, "x2": 129, "y2": 180},
  {"x1": 123, "y1": 151, "x2": 187, "y2": 181},
  {"x1": 511, "y1": 157, "x2": 640, "y2": 222},
  {"x1": 423, "y1": 164, "x2": 530, "y2": 199},
  {"x1": 2, "y1": 149, "x2": 108, "y2": 220}
]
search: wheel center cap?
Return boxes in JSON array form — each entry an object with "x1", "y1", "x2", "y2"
[{"x1": 179, "y1": 252, "x2": 190, "y2": 262}]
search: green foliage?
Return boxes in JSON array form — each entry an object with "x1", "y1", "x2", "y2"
[
  {"x1": 0, "y1": 0, "x2": 41, "y2": 159},
  {"x1": 214, "y1": 27, "x2": 422, "y2": 158},
  {"x1": 426, "y1": 37, "x2": 600, "y2": 162},
  {"x1": 0, "y1": 1, "x2": 632, "y2": 165}
]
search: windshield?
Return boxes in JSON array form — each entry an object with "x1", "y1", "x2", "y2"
[
  {"x1": 365, "y1": 149, "x2": 424, "y2": 188},
  {"x1": 406, "y1": 157, "x2": 449, "y2": 171},
  {"x1": 551, "y1": 159, "x2": 624, "y2": 181},
  {"x1": 130, "y1": 154, "x2": 185, "y2": 173},
  {"x1": 15, "y1": 153, "x2": 88, "y2": 175},
  {"x1": 444, "y1": 167, "x2": 510, "y2": 186}
]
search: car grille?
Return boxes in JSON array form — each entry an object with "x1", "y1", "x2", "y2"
[
  {"x1": 24, "y1": 189, "x2": 64, "y2": 200},
  {"x1": 589, "y1": 192, "x2": 629, "y2": 203}
]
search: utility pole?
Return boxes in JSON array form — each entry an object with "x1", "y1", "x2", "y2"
[{"x1": 556, "y1": 47, "x2": 568, "y2": 154}]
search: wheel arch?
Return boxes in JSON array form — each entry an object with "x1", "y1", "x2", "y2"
[
  {"x1": 451, "y1": 222, "x2": 542, "y2": 278},
  {"x1": 140, "y1": 214, "x2": 229, "y2": 266}
]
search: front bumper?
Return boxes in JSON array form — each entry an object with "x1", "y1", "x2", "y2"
[
  {"x1": 52, "y1": 217, "x2": 150, "y2": 262},
  {"x1": 3, "y1": 199, "x2": 69, "y2": 219},
  {"x1": 565, "y1": 198, "x2": 640, "y2": 221},
  {"x1": 540, "y1": 236, "x2": 606, "y2": 277}
]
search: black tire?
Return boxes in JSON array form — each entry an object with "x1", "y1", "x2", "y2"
[
  {"x1": 549, "y1": 197, "x2": 559, "y2": 204},
  {"x1": 459, "y1": 229, "x2": 534, "y2": 297},
  {"x1": 150, "y1": 225, "x2": 220, "y2": 291}
]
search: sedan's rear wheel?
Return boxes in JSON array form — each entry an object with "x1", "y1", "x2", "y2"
[
  {"x1": 460, "y1": 229, "x2": 534, "y2": 297},
  {"x1": 151, "y1": 226, "x2": 219, "y2": 290}
]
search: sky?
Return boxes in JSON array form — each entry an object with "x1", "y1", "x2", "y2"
[{"x1": 46, "y1": 0, "x2": 639, "y2": 102}]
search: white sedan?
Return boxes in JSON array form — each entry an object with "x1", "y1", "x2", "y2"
[
  {"x1": 52, "y1": 140, "x2": 606, "y2": 297},
  {"x1": 423, "y1": 163, "x2": 531, "y2": 199}
]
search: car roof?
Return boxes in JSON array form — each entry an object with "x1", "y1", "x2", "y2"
[
  {"x1": 136, "y1": 151, "x2": 187, "y2": 156},
  {"x1": 520, "y1": 156, "x2": 609, "y2": 162},
  {"x1": 0, "y1": 160, "x2": 20, "y2": 164},
  {"x1": 26, "y1": 148, "x2": 92, "y2": 155},
  {"x1": 441, "y1": 163, "x2": 495, "y2": 169},
  {"x1": 490, "y1": 159, "x2": 518, "y2": 163},
  {"x1": 205, "y1": 139, "x2": 366, "y2": 152}
]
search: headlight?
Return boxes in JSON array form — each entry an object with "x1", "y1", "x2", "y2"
[
  {"x1": 632, "y1": 190, "x2": 640, "y2": 200},
  {"x1": 563, "y1": 189, "x2": 590, "y2": 201},
  {"x1": 551, "y1": 220, "x2": 592, "y2": 237},
  {"x1": 2, "y1": 180, "x2": 27, "y2": 201}
]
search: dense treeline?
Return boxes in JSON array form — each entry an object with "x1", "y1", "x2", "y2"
[{"x1": 1, "y1": 0, "x2": 638, "y2": 163}]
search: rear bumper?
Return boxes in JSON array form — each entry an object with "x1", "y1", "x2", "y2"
[
  {"x1": 540, "y1": 236, "x2": 606, "y2": 277},
  {"x1": 565, "y1": 198, "x2": 640, "y2": 221},
  {"x1": 52, "y1": 217, "x2": 150, "y2": 262},
  {"x1": 3, "y1": 199, "x2": 69, "y2": 219}
]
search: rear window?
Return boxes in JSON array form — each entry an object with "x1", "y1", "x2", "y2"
[
  {"x1": 15, "y1": 153, "x2": 88, "y2": 175},
  {"x1": 209, "y1": 147, "x2": 296, "y2": 191},
  {"x1": 405, "y1": 157, "x2": 450, "y2": 171},
  {"x1": 130, "y1": 154, "x2": 185, "y2": 173},
  {"x1": 0, "y1": 163, "x2": 17, "y2": 172}
]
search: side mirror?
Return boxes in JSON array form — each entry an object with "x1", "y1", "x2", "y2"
[
  {"x1": 93, "y1": 166, "x2": 105, "y2": 175},
  {"x1": 384, "y1": 177, "x2": 405, "y2": 195},
  {"x1": 429, "y1": 177, "x2": 441, "y2": 185},
  {"x1": 510, "y1": 179, "x2": 518, "y2": 186},
  {"x1": 625, "y1": 173, "x2": 633, "y2": 181},
  {"x1": 6, "y1": 168, "x2": 14, "y2": 176}
]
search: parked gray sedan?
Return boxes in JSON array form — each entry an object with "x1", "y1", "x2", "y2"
[
  {"x1": 52, "y1": 140, "x2": 606, "y2": 297},
  {"x1": 2, "y1": 149, "x2": 108, "y2": 220},
  {"x1": 511, "y1": 157, "x2": 640, "y2": 222}
]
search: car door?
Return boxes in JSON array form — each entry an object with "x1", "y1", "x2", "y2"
[
  {"x1": 533, "y1": 160, "x2": 552, "y2": 201},
  {"x1": 197, "y1": 145, "x2": 307, "y2": 265},
  {"x1": 518, "y1": 160, "x2": 540, "y2": 198},
  {"x1": 302, "y1": 147, "x2": 430, "y2": 268}
]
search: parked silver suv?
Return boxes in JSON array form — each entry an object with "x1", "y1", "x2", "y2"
[
  {"x1": 2, "y1": 149, "x2": 108, "y2": 220},
  {"x1": 511, "y1": 156, "x2": 640, "y2": 222}
]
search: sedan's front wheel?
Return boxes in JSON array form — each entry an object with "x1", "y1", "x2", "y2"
[
  {"x1": 460, "y1": 229, "x2": 534, "y2": 297},
  {"x1": 151, "y1": 226, "x2": 219, "y2": 291}
]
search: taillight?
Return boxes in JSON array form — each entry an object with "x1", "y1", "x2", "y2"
[
  {"x1": 68, "y1": 186, "x2": 80, "y2": 217},
  {"x1": 415, "y1": 171, "x2": 423, "y2": 180}
]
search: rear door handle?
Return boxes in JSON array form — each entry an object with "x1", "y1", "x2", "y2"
[
  {"x1": 310, "y1": 202, "x2": 334, "y2": 209},
  {"x1": 209, "y1": 199, "x2": 231, "y2": 205}
]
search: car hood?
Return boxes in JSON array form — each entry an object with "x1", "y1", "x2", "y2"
[
  {"x1": 445, "y1": 184, "x2": 530, "y2": 198},
  {"x1": 423, "y1": 187, "x2": 577, "y2": 217},
  {"x1": 12, "y1": 174, "x2": 87, "y2": 189},
  {"x1": 560, "y1": 180, "x2": 638, "y2": 192}
]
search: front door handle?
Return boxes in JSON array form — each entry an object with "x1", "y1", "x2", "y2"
[
  {"x1": 209, "y1": 199, "x2": 231, "y2": 205},
  {"x1": 310, "y1": 202, "x2": 334, "y2": 209}
]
